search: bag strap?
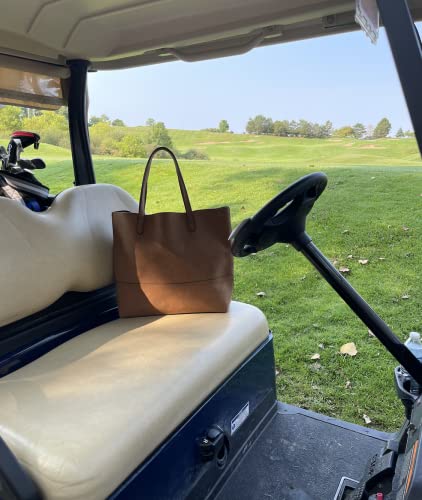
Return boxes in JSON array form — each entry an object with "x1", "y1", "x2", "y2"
[{"x1": 137, "y1": 146, "x2": 196, "y2": 234}]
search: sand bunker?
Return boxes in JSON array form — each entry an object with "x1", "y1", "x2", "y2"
[
  {"x1": 197, "y1": 141, "x2": 231, "y2": 145},
  {"x1": 359, "y1": 144, "x2": 386, "y2": 149}
]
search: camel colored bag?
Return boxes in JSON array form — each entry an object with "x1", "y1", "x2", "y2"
[{"x1": 112, "y1": 146, "x2": 233, "y2": 317}]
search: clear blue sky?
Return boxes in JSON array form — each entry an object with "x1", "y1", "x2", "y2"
[{"x1": 88, "y1": 25, "x2": 416, "y2": 134}]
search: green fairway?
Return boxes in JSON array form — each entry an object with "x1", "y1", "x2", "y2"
[{"x1": 36, "y1": 131, "x2": 422, "y2": 431}]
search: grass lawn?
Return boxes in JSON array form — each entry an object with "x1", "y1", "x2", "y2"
[{"x1": 35, "y1": 131, "x2": 422, "y2": 431}]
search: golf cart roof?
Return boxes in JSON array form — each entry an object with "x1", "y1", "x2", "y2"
[{"x1": 2, "y1": 0, "x2": 422, "y2": 74}]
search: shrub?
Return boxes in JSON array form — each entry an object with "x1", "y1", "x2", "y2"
[
  {"x1": 144, "y1": 143, "x2": 179, "y2": 158},
  {"x1": 42, "y1": 128, "x2": 70, "y2": 149},
  {"x1": 0, "y1": 106, "x2": 23, "y2": 133},
  {"x1": 21, "y1": 111, "x2": 68, "y2": 147},
  {"x1": 112, "y1": 118, "x2": 126, "y2": 127},
  {"x1": 117, "y1": 135, "x2": 146, "y2": 158},
  {"x1": 334, "y1": 126, "x2": 354, "y2": 138},
  {"x1": 180, "y1": 149, "x2": 209, "y2": 160},
  {"x1": 89, "y1": 122, "x2": 128, "y2": 154},
  {"x1": 145, "y1": 120, "x2": 173, "y2": 149}
]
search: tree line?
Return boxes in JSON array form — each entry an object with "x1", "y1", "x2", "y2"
[
  {"x1": 202, "y1": 119, "x2": 231, "y2": 133},
  {"x1": 246, "y1": 116, "x2": 333, "y2": 138},
  {"x1": 0, "y1": 106, "x2": 209, "y2": 159},
  {"x1": 0, "y1": 107, "x2": 173, "y2": 156},
  {"x1": 0, "y1": 105, "x2": 415, "y2": 154},
  {"x1": 244, "y1": 115, "x2": 413, "y2": 139}
]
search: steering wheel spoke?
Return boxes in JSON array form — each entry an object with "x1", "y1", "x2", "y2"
[{"x1": 230, "y1": 172, "x2": 327, "y2": 257}]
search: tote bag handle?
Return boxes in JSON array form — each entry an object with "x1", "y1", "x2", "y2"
[{"x1": 137, "y1": 146, "x2": 196, "y2": 234}]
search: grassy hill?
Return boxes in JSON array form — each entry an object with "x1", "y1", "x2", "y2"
[
  {"x1": 14, "y1": 130, "x2": 422, "y2": 430},
  {"x1": 168, "y1": 129, "x2": 422, "y2": 166},
  {"x1": 29, "y1": 128, "x2": 422, "y2": 164}
]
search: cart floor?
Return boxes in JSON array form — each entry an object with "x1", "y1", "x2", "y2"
[{"x1": 216, "y1": 402, "x2": 392, "y2": 500}]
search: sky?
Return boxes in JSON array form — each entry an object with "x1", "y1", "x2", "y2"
[{"x1": 87, "y1": 25, "x2": 416, "y2": 134}]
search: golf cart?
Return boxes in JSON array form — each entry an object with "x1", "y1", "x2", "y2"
[{"x1": 0, "y1": 0, "x2": 421, "y2": 499}]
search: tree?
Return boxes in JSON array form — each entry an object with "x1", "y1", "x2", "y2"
[
  {"x1": 55, "y1": 107, "x2": 69, "y2": 120},
  {"x1": 310, "y1": 123, "x2": 322, "y2": 138},
  {"x1": 218, "y1": 119, "x2": 229, "y2": 133},
  {"x1": 21, "y1": 110, "x2": 69, "y2": 148},
  {"x1": 297, "y1": 119, "x2": 313, "y2": 138},
  {"x1": 117, "y1": 135, "x2": 146, "y2": 157},
  {"x1": 22, "y1": 110, "x2": 67, "y2": 132},
  {"x1": 288, "y1": 120, "x2": 299, "y2": 137},
  {"x1": 273, "y1": 120, "x2": 290, "y2": 137},
  {"x1": 246, "y1": 115, "x2": 273, "y2": 135},
  {"x1": 366, "y1": 124, "x2": 374, "y2": 139},
  {"x1": 22, "y1": 108, "x2": 42, "y2": 119},
  {"x1": 404, "y1": 130, "x2": 415, "y2": 137},
  {"x1": 88, "y1": 114, "x2": 110, "y2": 126},
  {"x1": 88, "y1": 122, "x2": 122, "y2": 154},
  {"x1": 245, "y1": 117, "x2": 254, "y2": 134},
  {"x1": 0, "y1": 106, "x2": 23, "y2": 133},
  {"x1": 145, "y1": 118, "x2": 155, "y2": 127},
  {"x1": 112, "y1": 118, "x2": 126, "y2": 127},
  {"x1": 395, "y1": 127, "x2": 405, "y2": 138},
  {"x1": 373, "y1": 117, "x2": 392, "y2": 138},
  {"x1": 352, "y1": 123, "x2": 366, "y2": 139},
  {"x1": 334, "y1": 126, "x2": 354, "y2": 138},
  {"x1": 319, "y1": 120, "x2": 333, "y2": 138},
  {"x1": 146, "y1": 120, "x2": 173, "y2": 148}
]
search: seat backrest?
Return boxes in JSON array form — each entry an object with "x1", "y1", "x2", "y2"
[{"x1": 0, "y1": 184, "x2": 137, "y2": 328}]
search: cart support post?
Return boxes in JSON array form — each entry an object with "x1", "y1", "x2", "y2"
[
  {"x1": 298, "y1": 238, "x2": 422, "y2": 386},
  {"x1": 377, "y1": 0, "x2": 422, "y2": 155},
  {"x1": 67, "y1": 59, "x2": 95, "y2": 185}
]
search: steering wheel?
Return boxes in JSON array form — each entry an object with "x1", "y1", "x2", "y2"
[{"x1": 230, "y1": 172, "x2": 328, "y2": 257}]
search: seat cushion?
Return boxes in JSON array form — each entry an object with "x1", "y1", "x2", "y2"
[{"x1": 0, "y1": 301, "x2": 268, "y2": 500}]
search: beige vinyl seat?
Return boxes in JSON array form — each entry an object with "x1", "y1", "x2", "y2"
[{"x1": 0, "y1": 184, "x2": 269, "y2": 500}]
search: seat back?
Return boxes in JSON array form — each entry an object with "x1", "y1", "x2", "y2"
[{"x1": 0, "y1": 184, "x2": 137, "y2": 328}]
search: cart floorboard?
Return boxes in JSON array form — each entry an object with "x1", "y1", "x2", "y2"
[{"x1": 215, "y1": 402, "x2": 392, "y2": 500}]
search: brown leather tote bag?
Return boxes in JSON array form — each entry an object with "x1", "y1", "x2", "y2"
[{"x1": 112, "y1": 146, "x2": 233, "y2": 317}]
